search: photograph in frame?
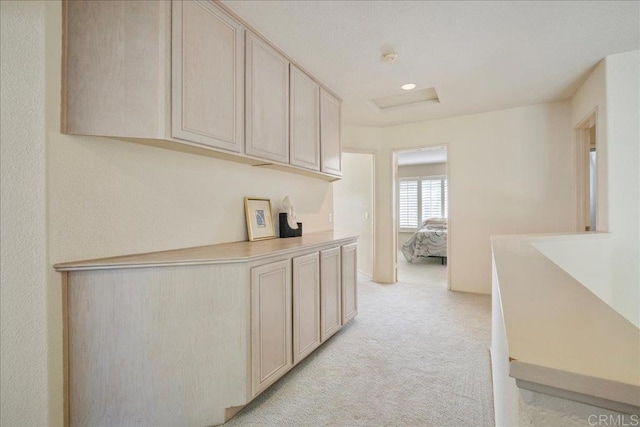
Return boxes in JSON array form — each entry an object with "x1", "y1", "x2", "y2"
[{"x1": 244, "y1": 197, "x2": 276, "y2": 241}]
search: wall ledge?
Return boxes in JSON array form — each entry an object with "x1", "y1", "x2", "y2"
[{"x1": 491, "y1": 234, "x2": 640, "y2": 414}]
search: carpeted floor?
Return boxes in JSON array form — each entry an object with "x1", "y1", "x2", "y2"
[{"x1": 227, "y1": 259, "x2": 494, "y2": 427}]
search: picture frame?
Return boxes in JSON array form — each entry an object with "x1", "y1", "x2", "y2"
[{"x1": 244, "y1": 197, "x2": 276, "y2": 241}]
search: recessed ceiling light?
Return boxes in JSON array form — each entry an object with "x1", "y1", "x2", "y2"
[
  {"x1": 381, "y1": 52, "x2": 398, "y2": 62},
  {"x1": 401, "y1": 83, "x2": 417, "y2": 91}
]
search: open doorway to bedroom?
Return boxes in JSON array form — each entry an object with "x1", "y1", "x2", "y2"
[{"x1": 394, "y1": 146, "x2": 450, "y2": 287}]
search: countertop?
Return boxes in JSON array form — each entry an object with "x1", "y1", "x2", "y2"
[{"x1": 55, "y1": 231, "x2": 358, "y2": 271}]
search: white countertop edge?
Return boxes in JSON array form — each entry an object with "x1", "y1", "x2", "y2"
[
  {"x1": 493, "y1": 232, "x2": 639, "y2": 413},
  {"x1": 55, "y1": 234, "x2": 359, "y2": 272},
  {"x1": 510, "y1": 360, "x2": 640, "y2": 410},
  {"x1": 54, "y1": 258, "x2": 251, "y2": 272}
]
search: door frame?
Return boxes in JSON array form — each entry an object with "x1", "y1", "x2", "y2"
[
  {"x1": 574, "y1": 109, "x2": 598, "y2": 232},
  {"x1": 392, "y1": 145, "x2": 451, "y2": 290}
]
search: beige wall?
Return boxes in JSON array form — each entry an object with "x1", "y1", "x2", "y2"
[
  {"x1": 0, "y1": 2, "x2": 49, "y2": 425},
  {"x1": 398, "y1": 162, "x2": 446, "y2": 178},
  {"x1": 533, "y1": 51, "x2": 640, "y2": 326},
  {"x1": 344, "y1": 102, "x2": 576, "y2": 291},
  {"x1": 334, "y1": 152, "x2": 375, "y2": 277}
]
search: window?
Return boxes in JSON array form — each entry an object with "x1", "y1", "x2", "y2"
[
  {"x1": 399, "y1": 176, "x2": 447, "y2": 229},
  {"x1": 399, "y1": 180, "x2": 419, "y2": 228}
]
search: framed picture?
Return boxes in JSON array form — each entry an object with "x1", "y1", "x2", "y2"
[{"x1": 244, "y1": 197, "x2": 276, "y2": 241}]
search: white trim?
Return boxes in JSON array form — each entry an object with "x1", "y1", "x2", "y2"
[{"x1": 574, "y1": 108, "x2": 598, "y2": 232}]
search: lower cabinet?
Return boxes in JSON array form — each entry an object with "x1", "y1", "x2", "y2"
[
  {"x1": 341, "y1": 243, "x2": 358, "y2": 324},
  {"x1": 250, "y1": 259, "x2": 292, "y2": 397},
  {"x1": 250, "y1": 244, "x2": 356, "y2": 404},
  {"x1": 58, "y1": 233, "x2": 357, "y2": 426},
  {"x1": 292, "y1": 252, "x2": 321, "y2": 364},
  {"x1": 320, "y1": 247, "x2": 342, "y2": 341}
]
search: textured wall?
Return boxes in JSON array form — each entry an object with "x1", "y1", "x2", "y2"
[{"x1": 0, "y1": 1, "x2": 49, "y2": 425}]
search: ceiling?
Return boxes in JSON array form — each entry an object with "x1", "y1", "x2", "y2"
[
  {"x1": 222, "y1": 1, "x2": 639, "y2": 127},
  {"x1": 398, "y1": 147, "x2": 447, "y2": 166}
]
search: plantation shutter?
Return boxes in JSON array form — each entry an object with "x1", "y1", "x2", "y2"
[
  {"x1": 421, "y1": 179, "x2": 443, "y2": 219},
  {"x1": 399, "y1": 180, "x2": 419, "y2": 228}
]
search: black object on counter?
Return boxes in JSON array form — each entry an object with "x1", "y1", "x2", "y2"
[{"x1": 279, "y1": 213, "x2": 302, "y2": 238}]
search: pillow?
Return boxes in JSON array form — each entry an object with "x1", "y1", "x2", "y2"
[{"x1": 422, "y1": 218, "x2": 447, "y2": 230}]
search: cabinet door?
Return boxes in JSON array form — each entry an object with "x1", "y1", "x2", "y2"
[
  {"x1": 320, "y1": 247, "x2": 342, "y2": 341},
  {"x1": 251, "y1": 259, "x2": 292, "y2": 397},
  {"x1": 245, "y1": 32, "x2": 289, "y2": 163},
  {"x1": 341, "y1": 243, "x2": 358, "y2": 324},
  {"x1": 320, "y1": 89, "x2": 342, "y2": 176},
  {"x1": 63, "y1": 0, "x2": 168, "y2": 138},
  {"x1": 290, "y1": 65, "x2": 320, "y2": 171},
  {"x1": 171, "y1": 0, "x2": 243, "y2": 152},
  {"x1": 292, "y1": 252, "x2": 321, "y2": 364}
]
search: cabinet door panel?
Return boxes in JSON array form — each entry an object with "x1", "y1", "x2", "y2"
[
  {"x1": 320, "y1": 89, "x2": 342, "y2": 176},
  {"x1": 341, "y1": 243, "x2": 358, "y2": 324},
  {"x1": 246, "y1": 32, "x2": 289, "y2": 163},
  {"x1": 320, "y1": 247, "x2": 342, "y2": 341},
  {"x1": 290, "y1": 65, "x2": 320, "y2": 171},
  {"x1": 64, "y1": 0, "x2": 167, "y2": 138},
  {"x1": 293, "y1": 252, "x2": 321, "y2": 364},
  {"x1": 172, "y1": 0, "x2": 243, "y2": 152},
  {"x1": 251, "y1": 259, "x2": 292, "y2": 397}
]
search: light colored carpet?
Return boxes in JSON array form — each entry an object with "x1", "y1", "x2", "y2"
[{"x1": 227, "y1": 261, "x2": 494, "y2": 427}]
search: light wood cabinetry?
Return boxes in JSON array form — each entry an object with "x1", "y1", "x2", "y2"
[
  {"x1": 245, "y1": 32, "x2": 290, "y2": 163},
  {"x1": 320, "y1": 247, "x2": 342, "y2": 341},
  {"x1": 171, "y1": 0, "x2": 243, "y2": 151},
  {"x1": 63, "y1": 0, "x2": 244, "y2": 152},
  {"x1": 62, "y1": 0, "x2": 170, "y2": 138},
  {"x1": 292, "y1": 252, "x2": 321, "y2": 364},
  {"x1": 62, "y1": 0, "x2": 342, "y2": 182},
  {"x1": 251, "y1": 259, "x2": 292, "y2": 396},
  {"x1": 320, "y1": 88, "x2": 342, "y2": 176},
  {"x1": 290, "y1": 65, "x2": 320, "y2": 171},
  {"x1": 55, "y1": 232, "x2": 357, "y2": 426},
  {"x1": 341, "y1": 242, "x2": 358, "y2": 324}
]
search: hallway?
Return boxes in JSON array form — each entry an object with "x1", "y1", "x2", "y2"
[{"x1": 228, "y1": 272, "x2": 494, "y2": 426}]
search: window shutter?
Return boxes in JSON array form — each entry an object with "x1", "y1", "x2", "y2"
[
  {"x1": 399, "y1": 180, "x2": 419, "y2": 228},
  {"x1": 421, "y1": 179, "x2": 442, "y2": 219}
]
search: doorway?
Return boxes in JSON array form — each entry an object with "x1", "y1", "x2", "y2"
[
  {"x1": 576, "y1": 112, "x2": 598, "y2": 232},
  {"x1": 394, "y1": 146, "x2": 450, "y2": 288}
]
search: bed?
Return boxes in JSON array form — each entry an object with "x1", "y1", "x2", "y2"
[{"x1": 401, "y1": 218, "x2": 448, "y2": 264}]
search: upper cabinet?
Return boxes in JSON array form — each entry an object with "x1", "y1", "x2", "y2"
[
  {"x1": 320, "y1": 89, "x2": 342, "y2": 176},
  {"x1": 62, "y1": 0, "x2": 341, "y2": 180},
  {"x1": 62, "y1": 0, "x2": 170, "y2": 138},
  {"x1": 290, "y1": 65, "x2": 320, "y2": 171},
  {"x1": 171, "y1": 0, "x2": 243, "y2": 152},
  {"x1": 245, "y1": 32, "x2": 289, "y2": 163}
]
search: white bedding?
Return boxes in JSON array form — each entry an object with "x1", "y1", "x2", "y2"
[{"x1": 401, "y1": 227, "x2": 447, "y2": 262}]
